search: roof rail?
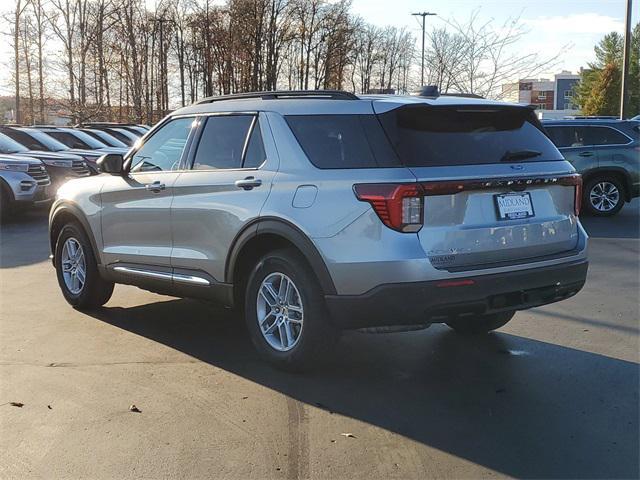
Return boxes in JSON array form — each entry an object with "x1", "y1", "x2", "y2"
[{"x1": 195, "y1": 90, "x2": 359, "y2": 105}]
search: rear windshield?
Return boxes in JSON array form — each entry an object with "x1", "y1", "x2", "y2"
[
  {"x1": 285, "y1": 115, "x2": 400, "y2": 169},
  {"x1": 377, "y1": 105, "x2": 564, "y2": 167}
]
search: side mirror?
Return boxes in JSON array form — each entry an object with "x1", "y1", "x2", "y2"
[{"x1": 97, "y1": 153, "x2": 124, "y2": 174}]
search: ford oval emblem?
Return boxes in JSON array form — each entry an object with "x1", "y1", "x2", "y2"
[{"x1": 510, "y1": 165, "x2": 524, "y2": 170}]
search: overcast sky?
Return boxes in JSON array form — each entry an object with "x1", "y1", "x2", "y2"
[{"x1": 0, "y1": 0, "x2": 637, "y2": 96}]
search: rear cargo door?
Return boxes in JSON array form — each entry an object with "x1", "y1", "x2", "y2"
[{"x1": 375, "y1": 103, "x2": 581, "y2": 271}]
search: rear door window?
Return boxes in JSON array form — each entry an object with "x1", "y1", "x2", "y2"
[
  {"x1": 285, "y1": 115, "x2": 400, "y2": 169},
  {"x1": 545, "y1": 126, "x2": 578, "y2": 148},
  {"x1": 191, "y1": 115, "x2": 254, "y2": 170},
  {"x1": 48, "y1": 131, "x2": 90, "y2": 149},
  {"x1": 243, "y1": 121, "x2": 267, "y2": 169},
  {"x1": 584, "y1": 126, "x2": 631, "y2": 145},
  {"x1": 377, "y1": 106, "x2": 563, "y2": 166}
]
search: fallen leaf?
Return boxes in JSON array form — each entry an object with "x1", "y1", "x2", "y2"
[
  {"x1": 341, "y1": 433, "x2": 356, "y2": 438},
  {"x1": 129, "y1": 404, "x2": 141, "y2": 413},
  {"x1": 10, "y1": 402, "x2": 24, "y2": 408}
]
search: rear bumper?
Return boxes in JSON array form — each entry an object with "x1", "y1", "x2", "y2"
[{"x1": 324, "y1": 259, "x2": 588, "y2": 329}]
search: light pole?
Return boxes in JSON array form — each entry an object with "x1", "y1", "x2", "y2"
[
  {"x1": 620, "y1": 0, "x2": 632, "y2": 119},
  {"x1": 412, "y1": 11, "x2": 437, "y2": 87}
]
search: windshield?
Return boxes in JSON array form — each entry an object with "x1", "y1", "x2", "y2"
[
  {"x1": 377, "y1": 105, "x2": 564, "y2": 167},
  {"x1": 67, "y1": 130, "x2": 108, "y2": 148},
  {"x1": 0, "y1": 132, "x2": 28, "y2": 153},
  {"x1": 84, "y1": 129, "x2": 127, "y2": 147},
  {"x1": 23, "y1": 129, "x2": 69, "y2": 151}
]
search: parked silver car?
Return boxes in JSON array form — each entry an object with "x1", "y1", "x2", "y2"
[
  {"x1": 49, "y1": 90, "x2": 589, "y2": 370},
  {"x1": 0, "y1": 154, "x2": 52, "y2": 220}
]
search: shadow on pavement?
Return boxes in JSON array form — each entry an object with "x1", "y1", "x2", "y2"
[
  {"x1": 0, "y1": 210, "x2": 50, "y2": 268},
  {"x1": 87, "y1": 299, "x2": 639, "y2": 479},
  {"x1": 580, "y1": 198, "x2": 639, "y2": 239}
]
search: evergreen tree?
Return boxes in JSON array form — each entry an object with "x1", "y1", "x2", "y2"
[{"x1": 574, "y1": 25, "x2": 639, "y2": 116}]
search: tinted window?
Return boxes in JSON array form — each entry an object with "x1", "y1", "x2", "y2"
[
  {"x1": 243, "y1": 122, "x2": 266, "y2": 168},
  {"x1": 21, "y1": 129, "x2": 68, "y2": 151},
  {"x1": 584, "y1": 126, "x2": 630, "y2": 145},
  {"x1": 66, "y1": 130, "x2": 108, "y2": 149},
  {"x1": 545, "y1": 126, "x2": 576, "y2": 148},
  {"x1": 49, "y1": 131, "x2": 90, "y2": 149},
  {"x1": 192, "y1": 115, "x2": 253, "y2": 170},
  {"x1": 547, "y1": 125, "x2": 631, "y2": 147},
  {"x1": 0, "y1": 133, "x2": 28, "y2": 153},
  {"x1": 286, "y1": 115, "x2": 399, "y2": 169},
  {"x1": 1, "y1": 129, "x2": 48, "y2": 150},
  {"x1": 104, "y1": 128, "x2": 133, "y2": 145},
  {"x1": 83, "y1": 129, "x2": 127, "y2": 148},
  {"x1": 131, "y1": 117, "x2": 193, "y2": 172},
  {"x1": 378, "y1": 106, "x2": 563, "y2": 166}
]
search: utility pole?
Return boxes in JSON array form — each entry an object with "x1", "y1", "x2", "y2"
[
  {"x1": 620, "y1": 0, "x2": 632, "y2": 119},
  {"x1": 412, "y1": 11, "x2": 437, "y2": 87}
]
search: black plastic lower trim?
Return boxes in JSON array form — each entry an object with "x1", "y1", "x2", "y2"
[{"x1": 324, "y1": 260, "x2": 588, "y2": 329}]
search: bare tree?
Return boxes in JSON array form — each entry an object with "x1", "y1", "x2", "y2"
[
  {"x1": 440, "y1": 11, "x2": 563, "y2": 99},
  {"x1": 8, "y1": 0, "x2": 31, "y2": 123}
]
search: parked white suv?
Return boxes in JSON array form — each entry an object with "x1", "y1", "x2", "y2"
[{"x1": 49, "y1": 91, "x2": 588, "y2": 370}]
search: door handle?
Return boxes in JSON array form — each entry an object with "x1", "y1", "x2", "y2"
[
  {"x1": 235, "y1": 176, "x2": 262, "y2": 190},
  {"x1": 578, "y1": 152, "x2": 594, "y2": 157},
  {"x1": 145, "y1": 181, "x2": 166, "y2": 192}
]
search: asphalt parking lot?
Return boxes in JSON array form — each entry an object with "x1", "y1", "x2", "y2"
[{"x1": 0, "y1": 201, "x2": 638, "y2": 479}]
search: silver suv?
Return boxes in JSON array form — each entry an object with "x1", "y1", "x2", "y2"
[
  {"x1": 1, "y1": 154, "x2": 51, "y2": 220},
  {"x1": 49, "y1": 91, "x2": 589, "y2": 370}
]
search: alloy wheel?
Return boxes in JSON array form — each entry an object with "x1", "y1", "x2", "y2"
[
  {"x1": 256, "y1": 272, "x2": 304, "y2": 352},
  {"x1": 61, "y1": 237, "x2": 86, "y2": 295},
  {"x1": 589, "y1": 181, "x2": 620, "y2": 212}
]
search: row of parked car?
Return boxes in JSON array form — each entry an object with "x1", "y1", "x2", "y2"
[{"x1": 0, "y1": 123, "x2": 149, "y2": 220}]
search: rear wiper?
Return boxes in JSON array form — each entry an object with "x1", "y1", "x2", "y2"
[{"x1": 500, "y1": 149, "x2": 541, "y2": 162}]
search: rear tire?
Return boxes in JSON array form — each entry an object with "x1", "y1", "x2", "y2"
[
  {"x1": 54, "y1": 222, "x2": 114, "y2": 309},
  {"x1": 583, "y1": 176, "x2": 625, "y2": 217},
  {"x1": 244, "y1": 248, "x2": 338, "y2": 372},
  {"x1": 446, "y1": 311, "x2": 515, "y2": 335}
]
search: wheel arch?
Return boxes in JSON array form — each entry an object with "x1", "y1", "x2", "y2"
[
  {"x1": 0, "y1": 177, "x2": 15, "y2": 202},
  {"x1": 226, "y1": 218, "x2": 337, "y2": 307},
  {"x1": 581, "y1": 167, "x2": 632, "y2": 202},
  {"x1": 49, "y1": 203, "x2": 100, "y2": 267}
]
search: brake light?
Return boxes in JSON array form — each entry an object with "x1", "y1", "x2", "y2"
[
  {"x1": 353, "y1": 183, "x2": 423, "y2": 232},
  {"x1": 558, "y1": 174, "x2": 582, "y2": 216}
]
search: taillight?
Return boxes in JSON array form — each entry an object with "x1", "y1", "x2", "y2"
[
  {"x1": 353, "y1": 183, "x2": 423, "y2": 232},
  {"x1": 558, "y1": 174, "x2": 582, "y2": 216}
]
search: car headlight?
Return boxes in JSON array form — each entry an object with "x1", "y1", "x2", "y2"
[
  {"x1": 41, "y1": 159, "x2": 73, "y2": 168},
  {"x1": 0, "y1": 161, "x2": 29, "y2": 172}
]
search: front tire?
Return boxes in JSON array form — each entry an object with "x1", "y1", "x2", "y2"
[
  {"x1": 583, "y1": 176, "x2": 625, "y2": 216},
  {"x1": 244, "y1": 248, "x2": 338, "y2": 372},
  {"x1": 446, "y1": 311, "x2": 515, "y2": 335},
  {"x1": 54, "y1": 222, "x2": 114, "y2": 309}
]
